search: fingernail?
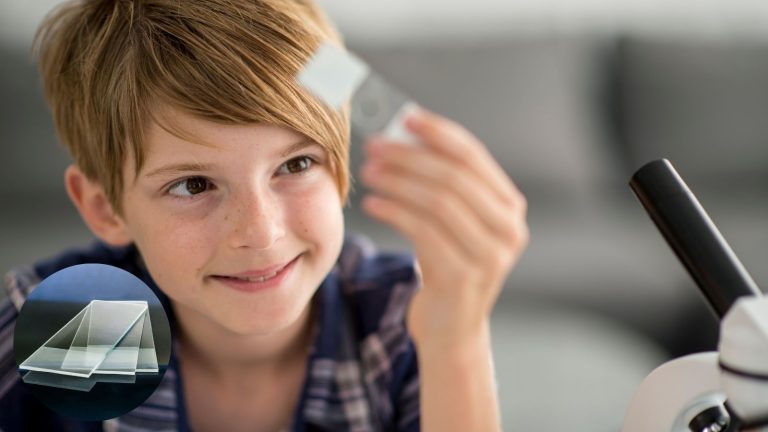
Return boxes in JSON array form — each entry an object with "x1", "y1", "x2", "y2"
[{"x1": 404, "y1": 105, "x2": 425, "y2": 128}]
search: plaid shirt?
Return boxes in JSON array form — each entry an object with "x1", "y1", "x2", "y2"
[{"x1": 0, "y1": 234, "x2": 421, "y2": 431}]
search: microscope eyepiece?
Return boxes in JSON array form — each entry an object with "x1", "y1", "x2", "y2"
[{"x1": 629, "y1": 159, "x2": 762, "y2": 319}]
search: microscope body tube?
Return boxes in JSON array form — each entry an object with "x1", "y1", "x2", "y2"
[{"x1": 629, "y1": 159, "x2": 762, "y2": 318}]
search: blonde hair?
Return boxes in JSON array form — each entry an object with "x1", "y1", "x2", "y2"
[{"x1": 34, "y1": 0, "x2": 351, "y2": 215}]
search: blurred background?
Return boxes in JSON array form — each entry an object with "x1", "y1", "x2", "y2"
[{"x1": 2, "y1": 1, "x2": 767, "y2": 430}]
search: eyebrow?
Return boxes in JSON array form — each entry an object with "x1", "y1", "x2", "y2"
[
  {"x1": 141, "y1": 139, "x2": 318, "y2": 180},
  {"x1": 143, "y1": 162, "x2": 215, "y2": 179},
  {"x1": 280, "y1": 139, "x2": 317, "y2": 157}
]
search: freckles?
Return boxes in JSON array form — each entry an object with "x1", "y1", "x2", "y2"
[{"x1": 288, "y1": 202, "x2": 311, "y2": 236}]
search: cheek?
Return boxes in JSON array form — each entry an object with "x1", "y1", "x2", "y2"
[
  {"x1": 126, "y1": 199, "x2": 216, "y2": 284},
  {"x1": 287, "y1": 177, "x2": 344, "y2": 239}
]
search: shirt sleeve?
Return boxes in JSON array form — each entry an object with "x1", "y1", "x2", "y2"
[
  {"x1": 1, "y1": 270, "x2": 102, "y2": 432},
  {"x1": 338, "y1": 234, "x2": 423, "y2": 430},
  {"x1": 0, "y1": 291, "x2": 41, "y2": 431},
  {"x1": 0, "y1": 293, "x2": 20, "y2": 396},
  {"x1": 393, "y1": 344, "x2": 420, "y2": 431},
  {"x1": 1, "y1": 272, "x2": 48, "y2": 431}
]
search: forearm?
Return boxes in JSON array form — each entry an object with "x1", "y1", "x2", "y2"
[{"x1": 417, "y1": 322, "x2": 502, "y2": 432}]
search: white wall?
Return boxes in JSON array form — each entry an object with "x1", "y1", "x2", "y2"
[
  {"x1": 318, "y1": 0, "x2": 768, "y2": 44},
  {"x1": 4, "y1": 0, "x2": 768, "y2": 49}
]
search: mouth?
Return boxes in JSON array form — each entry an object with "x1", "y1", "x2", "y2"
[
  {"x1": 209, "y1": 255, "x2": 301, "y2": 293},
  {"x1": 216, "y1": 270, "x2": 283, "y2": 283}
]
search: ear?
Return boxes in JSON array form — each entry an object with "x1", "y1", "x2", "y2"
[{"x1": 64, "y1": 164, "x2": 133, "y2": 246}]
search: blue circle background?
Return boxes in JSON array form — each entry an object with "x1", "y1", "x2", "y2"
[
  {"x1": 27, "y1": 263, "x2": 163, "y2": 304},
  {"x1": 13, "y1": 263, "x2": 171, "y2": 422}
]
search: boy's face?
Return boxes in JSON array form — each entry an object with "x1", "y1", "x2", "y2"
[{"x1": 118, "y1": 107, "x2": 344, "y2": 336}]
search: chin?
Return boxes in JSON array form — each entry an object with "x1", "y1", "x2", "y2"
[{"x1": 217, "y1": 302, "x2": 308, "y2": 336}]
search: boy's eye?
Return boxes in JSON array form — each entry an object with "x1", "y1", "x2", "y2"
[
  {"x1": 277, "y1": 155, "x2": 315, "y2": 175},
  {"x1": 167, "y1": 176, "x2": 212, "y2": 197},
  {"x1": 165, "y1": 156, "x2": 315, "y2": 198}
]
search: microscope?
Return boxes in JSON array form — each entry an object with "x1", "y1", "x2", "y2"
[{"x1": 622, "y1": 159, "x2": 768, "y2": 432}]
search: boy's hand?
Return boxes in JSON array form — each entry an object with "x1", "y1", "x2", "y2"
[{"x1": 359, "y1": 108, "x2": 529, "y2": 353}]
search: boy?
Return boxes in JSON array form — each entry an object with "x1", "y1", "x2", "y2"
[{"x1": 1, "y1": 0, "x2": 528, "y2": 430}]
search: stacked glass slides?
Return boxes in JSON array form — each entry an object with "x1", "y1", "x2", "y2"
[{"x1": 18, "y1": 300, "x2": 159, "y2": 392}]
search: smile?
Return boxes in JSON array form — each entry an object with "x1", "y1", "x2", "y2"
[
  {"x1": 221, "y1": 271, "x2": 280, "y2": 283},
  {"x1": 210, "y1": 255, "x2": 300, "y2": 293}
]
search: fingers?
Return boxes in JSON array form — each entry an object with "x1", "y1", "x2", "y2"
[
  {"x1": 404, "y1": 109, "x2": 524, "y2": 207},
  {"x1": 361, "y1": 194, "x2": 466, "y2": 275},
  {"x1": 360, "y1": 159, "x2": 507, "y2": 261},
  {"x1": 360, "y1": 108, "x2": 530, "y2": 286},
  {"x1": 363, "y1": 136, "x2": 526, "y2": 245}
]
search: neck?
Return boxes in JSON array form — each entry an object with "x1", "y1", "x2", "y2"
[{"x1": 173, "y1": 300, "x2": 316, "y2": 380}]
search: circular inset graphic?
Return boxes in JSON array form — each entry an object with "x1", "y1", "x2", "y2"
[{"x1": 13, "y1": 263, "x2": 172, "y2": 421}]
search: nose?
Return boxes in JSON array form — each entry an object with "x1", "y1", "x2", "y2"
[{"x1": 225, "y1": 184, "x2": 286, "y2": 250}]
